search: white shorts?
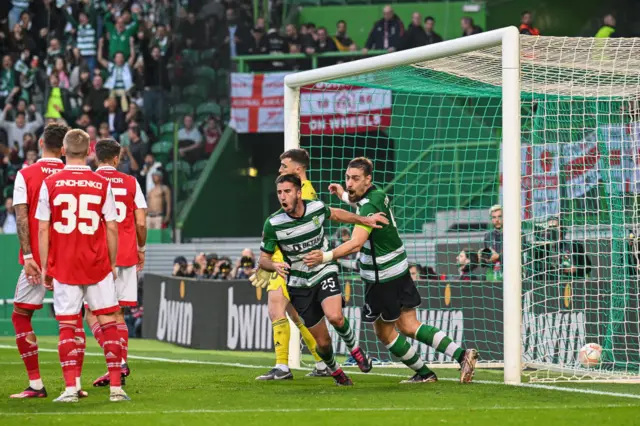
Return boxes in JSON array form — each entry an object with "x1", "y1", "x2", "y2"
[
  {"x1": 13, "y1": 269, "x2": 46, "y2": 310},
  {"x1": 116, "y1": 266, "x2": 138, "y2": 307},
  {"x1": 53, "y1": 273, "x2": 119, "y2": 321}
]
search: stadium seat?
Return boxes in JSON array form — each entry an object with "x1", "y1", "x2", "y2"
[
  {"x1": 199, "y1": 48, "x2": 217, "y2": 64},
  {"x1": 151, "y1": 140, "x2": 173, "y2": 163},
  {"x1": 159, "y1": 122, "x2": 175, "y2": 138},
  {"x1": 170, "y1": 103, "x2": 193, "y2": 121},
  {"x1": 182, "y1": 179, "x2": 198, "y2": 193},
  {"x1": 165, "y1": 160, "x2": 192, "y2": 178},
  {"x1": 3, "y1": 184, "x2": 14, "y2": 200},
  {"x1": 193, "y1": 66, "x2": 217, "y2": 83},
  {"x1": 181, "y1": 49, "x2": 199, "y2": 65},
  {"x1": 196, "y1": 102, "x2": 222, "y2": 120},
  {"x1": 192, "y1": 159, "x2": 207, "y2": 177},
  {"x1": 182, "y1": 85, "x2": 207, "y2": 105}
]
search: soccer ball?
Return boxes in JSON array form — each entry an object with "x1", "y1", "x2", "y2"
[{"x1": 578, "y1": 343, "x2": 602, "y2": 368}]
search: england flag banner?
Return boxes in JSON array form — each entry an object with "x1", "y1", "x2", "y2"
[{"x1": 230, "y1": 73, "x2": 287, "y2": 133}]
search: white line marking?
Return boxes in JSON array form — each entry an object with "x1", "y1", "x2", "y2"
[
  {"x1": 0, "y1": 404, "x2": 638, "y2": 417},
  {"x1": 1, "y1": 345, "x2": 639, "y2": 401}
]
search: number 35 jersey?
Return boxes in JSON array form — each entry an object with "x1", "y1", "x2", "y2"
[
  {"x1": 36, "y1": 165, "x2": 118, "y2": 285},
  {"x1": 96, "y1": 166, "x2": 147, "y2": 267}
]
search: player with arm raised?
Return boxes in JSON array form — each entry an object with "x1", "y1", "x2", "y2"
[
  {"x1": 252, "y1": 149, "x2": 330, "y2": 380},
  {"x1": 9, "y1": 124, "x2": 68, "y2": 399},
  {"x1": 90, "y1": 138, "x2": 147, "y2": 388},
  {"x1": 254, "y1": 174, "x2": 389, "y2": 386},
  {"x1": 304, "y1": 157, "x2": 479, "y2": 384},
  {"x1": 36, "y1": 129, "x2": 129, "y2": 403}
]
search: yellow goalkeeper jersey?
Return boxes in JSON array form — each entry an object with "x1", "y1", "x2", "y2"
[{"x1": 271, "y1": 180, "x2": 316, "y2": 264}]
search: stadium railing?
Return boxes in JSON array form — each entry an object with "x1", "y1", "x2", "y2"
[{"x1": 232, "y1": 50, "x2": 389, "y2": 72}]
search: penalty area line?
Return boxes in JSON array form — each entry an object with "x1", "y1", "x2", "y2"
[
  {"x1": 1, "y1": 345, "x2": 639, "y2": 401},
  {"x1": 1, "y1": 404, "x2": 639, "y2": 416}
]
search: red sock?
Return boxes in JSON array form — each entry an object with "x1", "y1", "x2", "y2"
[
  {"x1": 58, "y1": 322, "x2": 78, "y2": 388},
  {"x1": 101, "y1": 321, "x2": 122, "y2": 387},
  {"x1": 117, "y1": 322, "x2": 129, "y2": 363},
  {"x1": 75, "y1": 316, "x2": 86, "y2": 380},
  {"x1": 91, "y1": 321, "x2": 105, "y2": 348},
  {"x1": 12, "y1": 311, "x2": 41, "y2": 381}
]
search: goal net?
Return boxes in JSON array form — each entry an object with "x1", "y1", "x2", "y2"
[{"x1": 285, "y1": 29, "x2": 640, "y2": 383}]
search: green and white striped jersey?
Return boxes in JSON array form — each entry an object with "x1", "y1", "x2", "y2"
[
  {"x1": 261, "y1": 200, "x2": 338, "y2": 288},
  {"x1": 356, "y1": 186, "x2": 409, "y2": 284}
]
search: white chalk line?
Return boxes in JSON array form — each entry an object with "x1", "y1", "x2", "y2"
[{"x1": 1, "y1": 345, "x2": 639, "y2": 402}]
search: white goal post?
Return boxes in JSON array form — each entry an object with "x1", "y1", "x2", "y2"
[{"x1": 282, "y1": 27, "x2": 523, "y2": 384}]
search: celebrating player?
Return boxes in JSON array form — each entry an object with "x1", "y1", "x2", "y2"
[
  {"x1": 304, "y1": 157, "x2": 479, "y2": 384},
  {"x1": 253, "y1": 149, "x2": 330, "y2": 380},
  {"x1": 9, "y1": 124, "x2": 69, "y2": 399},
  {"x1": 252, "y1": 173, "x2": 388, "y2": 386},
  {"x1": 36, "y1": 129, "x2": 129, "y2": 402},
  {"x1": 89, "y1": 138, "x2": 147, "y2": 388}
]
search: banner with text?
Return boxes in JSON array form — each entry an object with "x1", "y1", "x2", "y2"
[{"x1": 229, "y1": 74, "x2": 392, "y2": 134}]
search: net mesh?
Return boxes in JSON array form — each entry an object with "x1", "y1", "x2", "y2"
[{"x1": 297, "y1": 36, "x2": 640, "y2": 380}]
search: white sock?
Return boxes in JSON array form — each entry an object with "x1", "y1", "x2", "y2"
[
  {"x1": 315, "y1": 361, "x2": 327, "y2": 370},
  {"x1": 276, "y1": 363, "x2": 290, "y2": 372},
  {"x1": 65, "y1": 386, "x2": 77, "y2": 394},
  {"x1": 76, "y1": 377, "x2": 81, "y2": 390},
  {"x1": 110, "y1": 386, "x2": 122, "y2": 393},
  {"x1": 29, "y1": 379, "x2": 44, "y2": 390}
]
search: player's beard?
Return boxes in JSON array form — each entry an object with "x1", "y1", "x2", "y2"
[{"x1": 347, "y1": 188, "x2": 363, "y2": 203}]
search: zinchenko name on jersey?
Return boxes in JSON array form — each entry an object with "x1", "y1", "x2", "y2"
[{"x1": 55, "y1": 179, "x2": 104, "y2": 189}]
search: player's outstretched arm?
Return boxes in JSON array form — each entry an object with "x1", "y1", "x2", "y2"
[
  {"x1": 328, "y1": 183, "x2": 357, "y2": 207},
  {"x1": 303, "y1": 227, "x2": 370, "y2": 268},
  {"x1": 328, "y1": 207, "x2": 388, "y2": 228}
]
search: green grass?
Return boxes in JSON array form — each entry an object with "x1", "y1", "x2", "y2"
[{"x1": 0, "y1": 337, "x2": 639, "y2": 425}]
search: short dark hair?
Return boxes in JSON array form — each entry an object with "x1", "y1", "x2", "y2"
[
  {"x1": 280, "y1": 148, "x2": 310, "y2": 169},
  {"x1": 15, "y1": 111, "x2": 25, "y2": 119},
  {"x1": 275, "y1": 173, "x2": 302, "y2": 190},
  {"x1": 425, "y1": 16, "x2": 435, "y2": 22},
  {"x1": 42, "y1": 123, "x2": 69, "y2": 151},
  {"x1": 95, "y1": 138, "x2": 121, "y2": 163},
  {"x1": 521, "y1": 10, "x2": 531, "y2": 17},
  {"x1": 337, "y1": 20, "x2": 346, "y2": 26},
  {"x1": 317, "y1": 26, "x2": 327, "y2": 33},
  {"x1": 347, "y1": 157, "x2": 373, "y2": 177}
]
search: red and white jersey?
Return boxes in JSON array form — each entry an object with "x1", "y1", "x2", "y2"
[
  {"x1": 13, "y1": 158, "x2": 65, "y2": 267},
  {"x1": 95, "y1": 166, "x2": 147, "y2": 267},
  {"x1": 35, "y1": 165, "x2": 118, "y2": 285}
]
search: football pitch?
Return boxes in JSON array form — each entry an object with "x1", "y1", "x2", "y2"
[{"x1": 0, "y1": 337, "x2": 639, "y2": 425}]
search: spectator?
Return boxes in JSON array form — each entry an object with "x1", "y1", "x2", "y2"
[
  {"x1": 21, "y1": 131, "x2": 36, "y2": 153},
  {"x1": 315, "y1": 27, "x2": 338, "y2": 53},
  {"x1": 456, "y1": 249, "x2": 484, "y2": 281},
  {"x1": 52, "y1": 57, "x2": 70, "y2": 90},
  {"x1": 83, "y1": 74, "x2": 109, "y2": 125},
  {"x1": 9, "y1": 23, "x2": 37, "y2": 54},
  {"x1": 212, "y1": 257, "x2": 233, "y2": 280},
  {"x1": 334, "y1": 20, "x2": 356, "y2": 52},
  {"x1": 71, "y1": 9, "x2": 98, "y2": 73},
  {"x1": 104, "y1": 9, "x2": 138, "y2": 60},
  {"x1": 202, "y1": 115, "x2": 223, "y2": 157},
  {"x1": 117, "y1": 144, "x2": 139, "y2": 176},
  {"x1": 9, "y1": 1, "x2": 30, "y2": 30},
  {"x1": 121, "y1": 123, "x2": 148, "y2": 172},
  {"x1": 0, "y1": 103, "x2": 43, "y2": 156},
  {"x1": 247, "y1": 27, "x2": 268, "y2": 71},
  {"x1": 151, "y1": 24, "x2": 172, "y2": 57},
  {"x1": 45, "y1": 38, "x2": 64, "y2": 74},
  {"x1": 22, "y1": 149, "x2": 37, "y2": 168},
  {"x1": 0, "y1": 55, "x2": 20, "y2": 109},
  {"x1": 300, "y1": 23, "x2": 317, "y2": 55},
  {"x1": 595, "y1": 14, "x2": 619, "y2": 38},
  {"x1": 179, "y1": 13, "x2": 202, "y2": 51},
  {"x1": 400, "y1": 13, "x2": 426, "y2": 50},
  {"x1": 0, "y1": 197, "x2": 16, "y2": 234},
  {"x1": 141, "y1": 43, "x2": 170, "y2": 126},
  {"x1": 424, "y1": 16, "x2": 443, "y2": 45},
  {"x1": 44, "y1": 73, "x2": 72, "y2": 122},
  {"x1": 483, "y1": 204, "x2": 503, "y2": 272},
  {"x1": 284, "y1": 24, "x2": 301, "y2": 52},
  {"x1": 104, "y1": 96, "x2": 126, "y2": 137},
  {"x1": 75, "y1": 113, "x2": 91, "y2": 131},
  {"x1": 19, "y1": 11, "x2": 38, "y2": 44},
  {"x1": 99, "y1": 50, "x2": 135, "y2": 112},
  {"x1": 461, "y1": 17, "x2": 483, "y2": 37},
  {"x1": 140, "y1": 152, "x2": 163, "y2": 194},
  {"x1": 265, "y1": 28, "x2": 287, "y2": 70},
  {"x1": 548, "y1": 217, "x2": 592, "y2": 280},
  {"x1": 519, "y1": 11, "x2": 540, "y2": 36},
  {"x1": 177, "y1": 114, "x2": 203, "y2": 161},
  {"x1": 146, "y1": 171, "x2": 171, "y2": 229},
  {"x1": 363, "y1": 5, "x2": 404, "y2": 53},
  {"x1": 223, "y1": 8, "x2": 251, "y2": 64}
]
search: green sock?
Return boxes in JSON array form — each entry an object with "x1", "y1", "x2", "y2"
[
  {"x1": 415, "y1": 324, "x2": 465, "y2": 363},
  {"x1": 387, "y1": 334, "x2": 432, "y2": 376},
  {"x1": 333, "y1": 317, "x2": 357, "y2": 352},
  {"x1": 316, "y1": 346, "x2": 340, "y2": 373}
]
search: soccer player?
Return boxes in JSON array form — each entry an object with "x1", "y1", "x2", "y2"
[
  {"x1": 89, "y1": 138, "x2": 147, "y2": 387},
  {"x1": 36, "y1": 129, "x2": 129, "y2": 402},
  {"x1": 9, "y1": 124, "x2": 69, "y2": 399},
  {"x1": 254, "y1": 149, "x2": 329, "y2": 380},
  {"x1": 251, "y1": 174, "x2": 388, "y2": 386},
  {"x1": 304, "y1": 157, "x2": 479, "y2": 383}
]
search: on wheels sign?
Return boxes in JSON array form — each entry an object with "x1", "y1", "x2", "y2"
[{"x1": 230, "y1": 73, "x2": 392, "y2": 134}]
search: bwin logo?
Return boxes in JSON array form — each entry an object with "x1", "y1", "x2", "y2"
[{"x1": 156, "y1": 282, "x2": 193, "y2": 346}]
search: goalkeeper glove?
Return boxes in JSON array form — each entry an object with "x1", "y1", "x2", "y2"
[{"x1": 249, "y1": 268, "x2": 272, "y2": 288}]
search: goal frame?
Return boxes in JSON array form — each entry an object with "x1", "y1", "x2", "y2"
[{"x1": 282, "y1": 26, "x2": 523, "y2": 385}]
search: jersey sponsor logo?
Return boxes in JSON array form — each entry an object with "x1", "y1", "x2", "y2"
[
  {"x1": 40, "y1": 166, "x2": 63, "y2": 175},
  {"x1": 55, "y1": 179, "x2": 103, "y2": 189},
  {"x1": 292, "y1": 233, "x2": 323, "y2": 252},
  {"x1": 227, "y1": 287, "x2": 271, "y2": 350},
  {"x1": 156, "y1": 282, "x2": 193, "y2": 346}
]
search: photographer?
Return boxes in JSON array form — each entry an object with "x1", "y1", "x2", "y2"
[
  {"x1": 192, "y1": 252, "x2": 209, "y2": 280},
  {"x1": 455, "y1": 248, "x2": 485, "y2": 281},
  {"x1": 172, "y1": 256, "x2": 195, "y2": 278},
  {"x1": 212, "y1": 257, "x2": 233, "y2": 280},
  {"x1": 202, "y1": 253, "x2": 219, "y2": 279},
  {"x1": 482, "y1": 205, "x2": 503, "y2": 277},
  {"x1": 232, "y1": 248, "x2": 256, "y2": 279}
]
